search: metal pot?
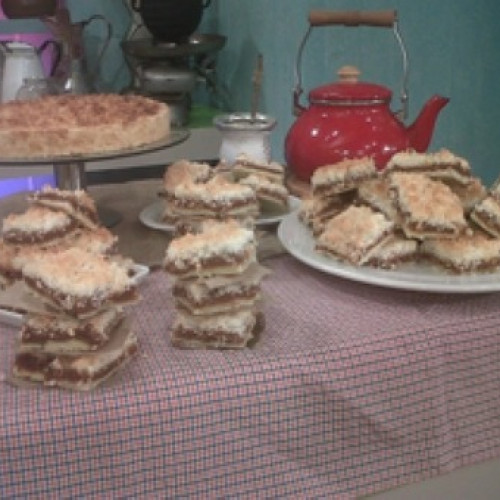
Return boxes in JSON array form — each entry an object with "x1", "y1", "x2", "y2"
[
  {"x1": 131, "y1": 0, "x2": 211, "y2": 43},
  {"x1": 2, "y1": 0, "x2": 57, "y2": 18},
  {"x1": 164, "y1": 93, "x2": 191, "y2": 127},
  {"x1": 139, "y1": 63, "x2": 197, "y2": 95}
]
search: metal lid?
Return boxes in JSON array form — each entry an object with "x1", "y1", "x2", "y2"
[
  {"x1": 213, "y1": 112, "x2": 277, "y2": 132},
  {"x1": 309, "y1": 66, "x2": 392, "y2": 105}
]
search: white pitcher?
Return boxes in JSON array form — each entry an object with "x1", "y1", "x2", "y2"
[{"x1": 0, "y1": 40, "x2": 60, "y2": 102}]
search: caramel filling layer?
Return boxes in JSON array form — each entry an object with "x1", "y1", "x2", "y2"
[
  {"x1": 172, "y1": 327, "x2": 251, "y2": 346},
  {"x1": 21, "y1": 316, "x2": 123, "y2": 347},
  {"x1": 34, "y1": 193, "x2": 98, "y2": 224},
  {"x1": 164, "y1": 249, "x2": 252, "y2": 276},
  {"x1": 24, "y1": 276, "x2": 137, "y2": 317},
  {"x1": 172, "y1": 284, "x2": 259, "y2": 307},
  {"x1": 3, "y1": 222, "x2": 77, "y2": 245},
  {"x1": 45, "y1": 343, "x2": 138, "y2": 384}
]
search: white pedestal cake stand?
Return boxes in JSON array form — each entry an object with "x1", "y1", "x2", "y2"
[{"x1": 0, "y1": 129, "x2": 190, "y2": 227}]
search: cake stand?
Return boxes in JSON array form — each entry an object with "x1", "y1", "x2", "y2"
[{"x1": 0, "y1": 129, "x2": 190, "y2": 227}]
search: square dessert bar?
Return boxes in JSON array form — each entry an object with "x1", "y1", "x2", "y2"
[
  {"x1": 172, "y1": 262, "x2": 267, "y2": 315},
  {"x1": 362, "y1": 233, "x2": 419, "y2": 269},
  {"x1": 18, "y1": 307, "x2": 125, "y2": 354},
  {"x1": 2, "y1": 205, "x2": 78, "y2": 246},
  {"x1": 389, "y1": 172, "x2": 468, "y2": 239},
  {"x1": 168, "y1": 175, "x2": 259, "y2": 219},
  {"x1": 315, "y1": 205, "x2": 395, "y2": 266},
  {"x1": 164, "y1": 219, "x2": 257, "y2": 279},
  {"x1": 171, "y1": 308, "x2": 260, "y2": 350},
  {"x1": 420, "y1": 231, "x2": 500, "y2": 273},
  {"x1": 385, "y1": 148, "x2": 472, "y2": 185},
  {"x1": 14, "y1": 247, "x2": 138, "y2": 318},
  {"x1": 311, "y1": 157, "x2": 377, "y2": 198},
  {"x1": 28, "y1": 185, "x2": 101, "y2": 230},
  {"x1": 13, "y1": 321, "x2": 138, "y2": 391}
]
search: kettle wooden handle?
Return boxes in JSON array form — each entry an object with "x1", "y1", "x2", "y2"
[{"x1": 309, "y1": 10, "x2": 396, "y2": 28}]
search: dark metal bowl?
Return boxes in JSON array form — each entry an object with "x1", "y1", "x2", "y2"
[{"x1": 122, "y1": 34, "x2": 226, "y2": 61}]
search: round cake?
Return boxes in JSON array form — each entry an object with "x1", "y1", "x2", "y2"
[{"x1": 0, "y1": 93, "x2": 170, "y2": 158}]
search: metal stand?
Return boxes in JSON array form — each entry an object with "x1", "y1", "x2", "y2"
[
  {"x1": 53, "y1": 161, "x2": 122, "y2": 228},
  {"x1": 53, "y1": 162, "x2": 87, "y2": 190}
]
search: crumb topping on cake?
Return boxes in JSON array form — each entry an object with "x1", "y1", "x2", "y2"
[
  {"x1": 0, "y1": 94, "x2": 164, "y2": 129},
  {"x1": 0, "y1": 94, "x2": 170, "y2": 158}
]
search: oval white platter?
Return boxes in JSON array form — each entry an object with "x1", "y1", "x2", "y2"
[{"x1": 277, "y1": 211, "x2": 500, "y2": 294}]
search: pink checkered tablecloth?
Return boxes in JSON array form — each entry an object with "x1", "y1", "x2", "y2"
[{"x1": 1, "y1": 254, "x2": 500, "y2": 498}]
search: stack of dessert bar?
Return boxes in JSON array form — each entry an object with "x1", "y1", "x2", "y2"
[
  {"x1": 298, "y1": 149, "x2": 500, "y2": 273},
  {"x1": 159, "y1": 159, "x2": 260, "y2": 234},
  {"x1": 1, "y1": 186, "x2": 140, "y2": 390},
  {"x1": 159, "y1": 156, "x2": 290, "y2": 234},
  {"x1": 163, "y1": 218, "x2": 266, "y2": 349}
]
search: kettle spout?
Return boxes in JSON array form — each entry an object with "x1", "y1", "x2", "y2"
[{"x1": 406, "y1": 95, "x2": 449, "y2": 152}]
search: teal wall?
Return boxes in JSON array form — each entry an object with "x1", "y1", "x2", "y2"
[
  {"x1": 202, "y1": 0, "x2": 500, "y2": 185},
  {"x1": 1, "y1": 0, "x2": 499, "y2": 185}
]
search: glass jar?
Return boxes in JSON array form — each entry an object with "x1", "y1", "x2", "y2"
[{"x1": 213, "y1": 112, "x2": 277, "y2": 166}]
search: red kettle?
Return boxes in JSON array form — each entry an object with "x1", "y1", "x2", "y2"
[{"x1": 285, "y1": 10, "x2": 449, "y2": 182}]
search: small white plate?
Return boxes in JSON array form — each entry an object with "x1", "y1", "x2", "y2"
[
  {"x1": 139, "y1": 196, "x2": 301, "y2": 232},
  {"x1": 0, "y1": 263, "x2": 150, "y2": 328},
  {"x1": 277, "y1": 211, "x2": 500, "y2": 294}
]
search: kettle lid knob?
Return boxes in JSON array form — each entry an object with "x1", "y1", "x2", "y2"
[{"x1": 337, "y1": 65, "x2": 361, "y2": 84}]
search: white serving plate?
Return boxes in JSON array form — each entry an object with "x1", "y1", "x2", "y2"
[
  {"x1": 0, "y1": 263, "x2": 150, "y2": 328},
  {"x1": 139, "y1": 196, "x2": 301, "y2": 232},
  {"x1": 277, "y1": 211, "x2": 500, "y2": 294}
]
